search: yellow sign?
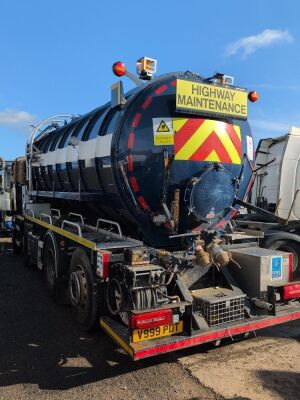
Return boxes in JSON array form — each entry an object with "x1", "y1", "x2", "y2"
[
  {"x1": 132, "y1": 321, "x2": 183, "y2": 343},
  {"x1": 176, "y1": 79, "x2": 248, "y2": 119},
  {"x1": 153, "y1": 117, "x2": 174, "y2": 145}
]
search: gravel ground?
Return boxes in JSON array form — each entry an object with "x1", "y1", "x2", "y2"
[
  {"x1": 0, "y1": 241, "x2": 299, "y2": 400},
  {"x1": 178, "y1": 324, "x2": 300, "y2": 400}
]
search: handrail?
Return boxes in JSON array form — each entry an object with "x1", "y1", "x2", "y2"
[
  {"x1": 40, "y1": 213, "x2": 53, "y2": 225},
  {"x1": 96, "y1": 218, "x2": 122, "y2": 238},
  {"x1": 68, "y1": 212, "x2": 84, "y2": 226},
  {"x1": 26, "y1": 209, "x2": 35, "y2": 218},
  {"x1": 51, "y1": 208, "x2": 61, "y2": 219},
  {"x1": 27, "y1": 114, "x2": 76, "y2": 157},
  {"x1": 26, "y1": 114, "x2": 76, "y2": 191},
  {"x1": 61, "y1": 220, "x2": 82, "y2": 237}
]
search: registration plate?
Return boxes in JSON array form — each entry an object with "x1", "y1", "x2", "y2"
[{"x1": 132, "y1": 321, "x2": 184, "y2": 343}]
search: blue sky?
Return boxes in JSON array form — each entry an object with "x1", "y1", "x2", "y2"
[{"x1": 1, "y1": 0, "x2": 300, "y2": 159}]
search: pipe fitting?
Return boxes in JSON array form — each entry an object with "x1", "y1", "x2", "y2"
[
  {"x1": 207, "y1": 239, "x2": 230, "y2": 268},
  {"x1": 194, "y1": 239, "x2": 211, "y2": 267}
]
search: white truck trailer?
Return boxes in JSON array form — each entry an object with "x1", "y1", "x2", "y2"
[{"x1": 236, "y1": 127, "x2": 300, "y2": 278}]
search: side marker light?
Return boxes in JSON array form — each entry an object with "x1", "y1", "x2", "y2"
[
  {"x1": 112, "y1": 61, "x2": 126, "y2": 77},
  {"x1": 248, "y1": 91, "x2": 259, "y2": 102}
]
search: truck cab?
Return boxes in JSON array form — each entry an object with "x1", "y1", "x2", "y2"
[{"x1": 0, "y1": 158, "x2": 13, "y2": 231}]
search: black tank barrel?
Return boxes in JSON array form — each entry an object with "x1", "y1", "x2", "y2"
[{"x1": 30, "y1": 72, "x2": 253, "y2": 247}]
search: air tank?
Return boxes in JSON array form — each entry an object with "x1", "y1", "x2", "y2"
[{"x1": 30, "y1": 72, "x2": 254, "y2": 247}]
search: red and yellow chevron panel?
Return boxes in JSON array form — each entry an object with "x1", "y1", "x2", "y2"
[{"x1": 173, "y1": 118, "x2": 242, "y2": 164}]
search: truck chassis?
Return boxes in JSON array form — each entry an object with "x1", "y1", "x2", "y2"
[{"x1": 13, "y1": 205, "x2": 300, "y2": 360}]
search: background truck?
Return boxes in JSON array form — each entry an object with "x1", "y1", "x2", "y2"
[
  {"x1": 236, "y1": 126, "x2": 300, "y2": 279},
  {"x1": 11, "y1": 58, "x2": 300, "y2": 360},
  {"x1": 0, "y1": 158, "x2": 12, "y2": 232}
]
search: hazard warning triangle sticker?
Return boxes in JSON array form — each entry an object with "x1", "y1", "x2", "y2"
[
  {"x1": 152, "y1": 117, "x2": 174, "y2": 145},
  {"x1": 157, "y1": 120, "x2": 170, "y2": 133}
]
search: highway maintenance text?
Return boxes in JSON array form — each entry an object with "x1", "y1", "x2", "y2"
[{"x1": 176, "y1": 79, "x2": 248, "y2": 119}]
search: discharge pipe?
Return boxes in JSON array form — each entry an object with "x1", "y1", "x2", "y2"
[{"x1": 253, "y1": 298, "x2": 273, "y2": 311}]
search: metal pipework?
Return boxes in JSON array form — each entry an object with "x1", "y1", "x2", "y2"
[
  {"x1": 194, "y1": 239, "x2": 211, "y2": 267},
  {"x1": 207, "y1": 239, "x2": 230, "y2": 269},
  {"x1": 253, "y1": 298, "x2": 273, "y2": 311}
]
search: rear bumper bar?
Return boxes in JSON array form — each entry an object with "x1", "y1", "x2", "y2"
[{"x1": 100, "y1": 309, "x2": 300, "y2": 360}]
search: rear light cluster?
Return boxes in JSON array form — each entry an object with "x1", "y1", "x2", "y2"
[
  {"x1": 130, "y1": 309, "x2": 173, "y2": 329},
  {"x1": 288, "y1": 253, "x2": 293, "y2": 281},
  {"x1": 96, "y1": 251, "x2": 110, "y2": 279},
  {"x1": 282, "y1": 283, "x2": 300, "y2": 300}
]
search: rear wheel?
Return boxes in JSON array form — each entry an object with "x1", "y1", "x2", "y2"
[
  {"x1": 43, "y1": 232, "x2": 59, "y2": 299},
  {"x1": 68, "y1": 247, "x2": 99, "y2": 331},
  {"x1": 12, "y1": 226, "x2": 22, "y2": 254},
  {"x1": 267, "y1": 240, "x2": 300, "y2": 280},
  {"x1": 23, "y1": 224, "x2": 34, "y2": 268}
]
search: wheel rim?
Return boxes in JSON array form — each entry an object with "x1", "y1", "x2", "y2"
[
  {"x1": 69, "y1": 265, "x2": 88, "y2": 310},
  {"x1": 107, "y1": 279, "x2": 122, "y2": 315},
  {"x1": 107, "y1": 279, "x2": 129, "y2": 325}
]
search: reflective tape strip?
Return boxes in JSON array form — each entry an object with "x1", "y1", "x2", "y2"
[
  {"x1": 134, "y1": 310, "x2": 300, "y2": 360},
  {"x1": 100, "y1": 319, "x2": 134, "y2": 357},
  {"x1": 174, "y1": 118, "x2": 242, "y2": 164},
  {"x1": 25, "y1": 215, "x2": 97, "y2": 250}
]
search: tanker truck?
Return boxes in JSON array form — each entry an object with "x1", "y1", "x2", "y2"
[{"x1": 12, "y1": 57, "x2": 300, "y2": 360}]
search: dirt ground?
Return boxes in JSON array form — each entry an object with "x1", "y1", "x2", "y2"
[
  {"x1": 0, "y1": 242, "x2": 299, "y2": 400},
  {"x1": 179, "y1": 326, "x2": 300, "y2": 400}
]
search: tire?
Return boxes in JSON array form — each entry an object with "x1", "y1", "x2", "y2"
[
  {"x1": 23, "y1": 224, "x2": 34, "y2": 268},
  {"x1": 43, "y1": 232, "x2": 60, "y2": 299},
  {"x1": 238, "y1": 213, "x2": 276, "y2": 223},
  {"x1": 12, "y1": 227, "x2": 22, "y2": 255},
  {"x1": 267, "y1": 240, "x2": 300, "y2": 280},
  {"x1": 68, "y1": 247, "x2": 99, "y2": 331}
]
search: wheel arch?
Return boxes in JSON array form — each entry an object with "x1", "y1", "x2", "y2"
[{"x1": 263, "y1": 231, "x2": 300, "y2": 246}]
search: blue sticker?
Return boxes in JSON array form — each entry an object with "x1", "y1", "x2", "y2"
[{"x1": 271, "y1": 256, "x2": 282, "y2": 280}]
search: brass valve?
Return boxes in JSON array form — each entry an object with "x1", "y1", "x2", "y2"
[
  {"x1": 207, "y1": 239, "x2": 230, "y2": 269},
  {"x1": 194, "y1": 239, "x2": 211, "y2": 267}
]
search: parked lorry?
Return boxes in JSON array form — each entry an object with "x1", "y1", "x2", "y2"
[
  {"x1": 236, "y1": 127, "x2": 300, "y2": 279},
  {"x1": 11, "y1": 58, "x2": 300, "y2": 360},
  {"x1": 0, "y1": 158, "x2": 12, "y2": 232}
]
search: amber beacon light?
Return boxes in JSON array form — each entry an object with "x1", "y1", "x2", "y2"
[
  {"x1": 112, "y1": 61, "x2": 127, "y2": 77},
  {"x1": 248, "y1": 91, "x2": 259, "y2": 102}
]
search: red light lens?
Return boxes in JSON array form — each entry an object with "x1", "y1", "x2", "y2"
[
  {"x1": 130, "y1": 309, "x2": 173, "y2": 329},
  {"x1": 248, "y1": 91, "x2": 259, "y2": 102},
  {"x1": 96, "y1": 251, "x2": 110, "y2": 279},
  {"x1": 112, "y1": 61, "x2": 126, "y2": 77},
  {"x1": 288, "y1": 253, "x2": 293, "y2": 281},
  {"x1": 282, "y1": 283, "x2": 300, "y2": 300}
]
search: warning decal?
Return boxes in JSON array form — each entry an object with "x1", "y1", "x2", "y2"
[
  {"x1": 176, "y1": 79, "x2": 248, "y2": 119},
  {"x1": 153, "y1": 118, "x2": 174, "y2": 145},
  {"x1": 157, "y1": 120, "x2": 170, "y2": 133},
  {"x1": 173, "y1": 118, "x2": 242, "y2": 164}
]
